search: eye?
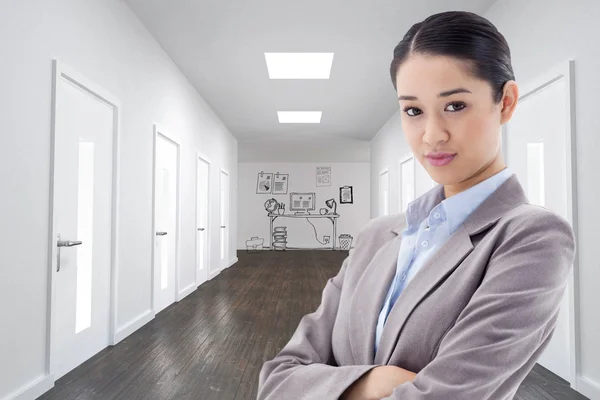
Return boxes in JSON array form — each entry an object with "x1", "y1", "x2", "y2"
[
  {"x1": 402, "y1": 106, "x2": 423, "y2": 117},
  {"x1": 445, "y1": 102, "x2": 467, "y2": 112}
]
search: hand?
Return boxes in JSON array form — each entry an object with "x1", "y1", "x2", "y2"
[{"x1": 340, "y1": 366, "x2": 417, "y2": 400}]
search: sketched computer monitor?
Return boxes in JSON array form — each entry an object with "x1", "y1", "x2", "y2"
[{"x1": 289, "y1": 192, "x2": 316, "y2": 212}]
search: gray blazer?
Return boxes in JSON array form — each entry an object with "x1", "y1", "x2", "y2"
[{"x1": 257, "y1": 175, "x2": 577, "y2": 400}]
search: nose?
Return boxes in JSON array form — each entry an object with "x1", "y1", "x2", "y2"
[{"x1": 423, "y1": 114, "x2": 449, "y2": 146}]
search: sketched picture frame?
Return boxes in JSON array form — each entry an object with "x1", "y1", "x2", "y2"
[
  {"x1": 272, "y1": 172, "x2": 289, "y2": 194},
  {"x1": 339, "y1": 185, "x2": 353, "y2": 204},
  {"x1": 256, "y1": 171, "x2": 273, "y2": 194},
  {"x1": 316, "y1": 166, "x2": 332, "y2": 187}
]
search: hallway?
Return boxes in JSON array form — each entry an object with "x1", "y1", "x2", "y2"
[{"x1": 39, "y1": 251, "x2": 587, "y2": 400}]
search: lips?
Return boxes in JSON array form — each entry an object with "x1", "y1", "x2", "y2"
[{"x1": 426, "y1": 153, "x2": 456, "y2": 167}]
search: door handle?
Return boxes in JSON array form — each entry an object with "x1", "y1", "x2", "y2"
[
  {"x1": 156, "y1": 232, "x2": 168, "y2": 236},
  {"x1": 57, "y1": 240, "x2": 83, "y2": 247},
  {"x1": 220, "y1": 226, "x2": 226, "y2": 228},
  {"x1": 56, "y1": 234, "x2": 83, "y2": 272},
  {"x1": 198, "y1": 228, "x2": 205, "y2": 231}
]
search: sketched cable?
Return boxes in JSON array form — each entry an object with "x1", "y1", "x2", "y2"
[{"x1": 305, "y1": 218, "x2": 328, "y2": 245}]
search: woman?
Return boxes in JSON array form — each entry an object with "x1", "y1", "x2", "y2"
[{"x1": 257, "y1": 11, "x2": 576, "y2": 400}]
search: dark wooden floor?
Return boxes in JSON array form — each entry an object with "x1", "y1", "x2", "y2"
[{"x1": 39, "y1": 250, "x2": 588, "y2": 400}]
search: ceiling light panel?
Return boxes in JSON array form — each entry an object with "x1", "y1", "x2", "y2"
[
  {"x1": 265, "y1": 53, "x2": 334, "y2": 79},
  {"x1": 277, "y1": 111, "x2": 322, "y2": 123}
]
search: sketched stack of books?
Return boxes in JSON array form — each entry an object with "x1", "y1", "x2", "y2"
[{"x1": 272, "y1": 227, "x2": 288, "y2": 250}]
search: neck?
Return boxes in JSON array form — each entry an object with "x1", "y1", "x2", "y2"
[{"x1": 444, "y1": 153, "x2": 506, "y2": 199}]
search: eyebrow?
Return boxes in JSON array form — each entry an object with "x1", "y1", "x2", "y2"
[{"x1": 398, "y1": 88, "x2": 472, "y2": 101}]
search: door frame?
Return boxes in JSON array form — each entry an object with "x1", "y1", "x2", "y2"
[
  {"x1": 46, "y1": 59, "x2": 122, "y2": 378},
  {"x1": 378, "y1": 167, "x2": 390, "y2": 217},
  {"x1": 151, "y1": 124, "x2": 182, "y2": 312},
  {"x1": 503, "y1": 59, "x2": 581, "y2": 390},
  {"x1": 195, "y1": 152, "x2": 212, "y2": 286},
  {"x1": 219, "y1": 168, "x2": 230, "y2": 272},
  {"x1": 398, "y1": 155, "x2": 416, "y2": 213}
]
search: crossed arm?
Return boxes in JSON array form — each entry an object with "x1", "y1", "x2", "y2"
[{"x1": 257, "y1": 211, "x2": 575, "y2": 400}]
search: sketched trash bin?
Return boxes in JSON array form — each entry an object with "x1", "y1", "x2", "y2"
[
  {"x1": 245, "y1": 237, "x2": 264, "y2": 252},
  {"x1": 338, "y1": 234, "x2": 353, "y2": 251}
]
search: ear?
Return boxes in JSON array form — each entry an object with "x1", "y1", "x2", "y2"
[{"x1": 499, "y1": 80, "x2": 519, "y2": 125}]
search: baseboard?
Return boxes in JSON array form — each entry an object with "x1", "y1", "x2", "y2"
[
  {"x1": 238, "y1": 244, "x2": 357, "y2": 250},
  {"x1": 114, "y1": 309, "x2": 154, "y2": 344},
  {"x1": 238, "y1": 246, "x2": 345, "y2": 251},
  {"x1": 195, "y1": 276, "x2": 207, "y2": 288},
  {"x1": 2, "y1": 374, "x2": 54, "y2": 400},
  {"x1": 244, "y1": 247, "x2": 351, "y2": 251},
  {"x1": 208, "y1": 268, "x2": 221, "y2": 280},
  {"x1": 228, "y1": 257, "x2": 238, "y2": 268},
  {"x1": 177, "y1": 282, "x2": 197, "y2": 301},
  {"x1": 577, "y1": 376, "x2": 600, "y2": 399}
]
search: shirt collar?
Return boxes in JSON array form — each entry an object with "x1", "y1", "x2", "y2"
[
  {"x1": 405, "y1": 167, "x2": 514, "y2": 234},
  {"x1": 441, "y1": 167, "x2": 513, "y2": 233}
]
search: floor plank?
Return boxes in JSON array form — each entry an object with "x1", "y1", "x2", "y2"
[{"x1": 39, "y1": 250, "x2": 588, "y2": 400}]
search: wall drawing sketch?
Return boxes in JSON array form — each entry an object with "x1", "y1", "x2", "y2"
[
  {"x1": 316, "y1": 166, "x2": 331, "y2": 187},
  {"x1": 338, "y1": 234, "x2": 354, "y2": 251},
  {"x1": 263, "y1": 193, "x2": 342, "y2": 250},
  {"x1": 245, "y1": 236, "x2": 265, "y2": 252},
  {"x1": 256, "y1": 171, "x2": 273, "y2": 194},
  {"x1": 273, "y1": 172, "x2": 289, "y2": 194},
  {"x1": 254, "y1": 169, "x2": 356, "y2": 251},
  {"x1": 340, "y1": 185, "x2": 353, "y2": 204}
]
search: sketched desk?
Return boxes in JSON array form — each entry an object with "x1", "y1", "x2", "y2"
[{"x1": 267, "y1": 212, "x2": 340, "y2": 250}]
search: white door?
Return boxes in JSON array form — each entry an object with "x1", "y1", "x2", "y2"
[
  {"x1": 154, "y1": 133, "x2": 179, "y2": 314},
  {"x1": 504, "y1": 63, "x2": 577, "y2": 384},
  {"x1": 379, "y1": 169, "x2": 390, "y2": 217},
  {"x1": 415, "y1": 161, "x2": 437, "y2": 197},
  {"x1": 51, "y1": 62, "x2": 117, "y2": 379},
  {"x1": 196, "y1": 156, "x2": 210, "y2": 286},
  {"x1": 220, "y1": 170, "x2": 230, "y2": 270},
  {"x1": 399, "y1": 156, "x2": 415, "y2": 213}
]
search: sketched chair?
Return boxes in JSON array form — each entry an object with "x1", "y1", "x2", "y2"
[{"x1": 245, "y1": 237, "x2": 265, "y2": 253}]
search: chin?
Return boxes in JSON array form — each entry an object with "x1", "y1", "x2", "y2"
[
  {"x1": 427, "y1": 169, "x2": 468, "y2": 187},
  {"x1": 426, "y1": 170, "x2": 453, "y2": 186}
]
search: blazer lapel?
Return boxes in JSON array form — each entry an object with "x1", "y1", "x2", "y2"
[
  {"x1": 373, "y1": 224, "x2": 474, "y2": 365},
  {"x1": 373, "y1": 174, "x2": 528, "y2": 365},
  {"x1": 348, "y1": 232, "x2": 403, "y2": 365}
]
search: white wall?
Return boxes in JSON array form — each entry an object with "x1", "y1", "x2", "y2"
[
  {"x1": 370, "y1": 110, "x2": 435, "y2": 218},
  {"x1": 239, "y1": 137, "x2": 371, "y2": 163},
  {"x1": 238, "y1": 163, "x2": 370, "y2": 250},
  {"x1": 485, "y1": 1, "x2": 600, "y2": 397},
  {"x1": 0, "y1": 0, "x2": 237, "y2": 399}
]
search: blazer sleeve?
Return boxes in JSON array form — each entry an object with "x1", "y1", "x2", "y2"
[
  {"x1": 383, "y1": 209, "x2": 576, "y2": 400},
  {"x1": 257, "y1": 223, "x2": 379, "y2": 400}
]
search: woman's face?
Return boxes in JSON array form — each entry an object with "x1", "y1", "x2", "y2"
[{"x1": 395, "y1": 54, "x2": 517, "y2": 194}]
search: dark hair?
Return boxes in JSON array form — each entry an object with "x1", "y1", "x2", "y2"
[{"x1": 390, "y1": 11, "x2": 515, "y2": 103}]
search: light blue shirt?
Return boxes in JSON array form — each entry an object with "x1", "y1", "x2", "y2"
[{"x1": 374, "y1": 168, "x2": 513, "y2": 353}]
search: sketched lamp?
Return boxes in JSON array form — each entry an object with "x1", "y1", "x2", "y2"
[{"x1": 325, "y1": 198, "x2": 337, "y2": 215}]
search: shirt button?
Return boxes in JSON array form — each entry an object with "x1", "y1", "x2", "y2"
[
  {"x1": 422, "y1": 240, "x2": 429, "y2": 247},
  {"x1": 434, "y1": 212, "x2": 441, "y2": 219}
]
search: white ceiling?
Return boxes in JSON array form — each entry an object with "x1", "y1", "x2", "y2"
[{"x1": 125, "y1": 0, "x2": 498, "y2": 142}]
